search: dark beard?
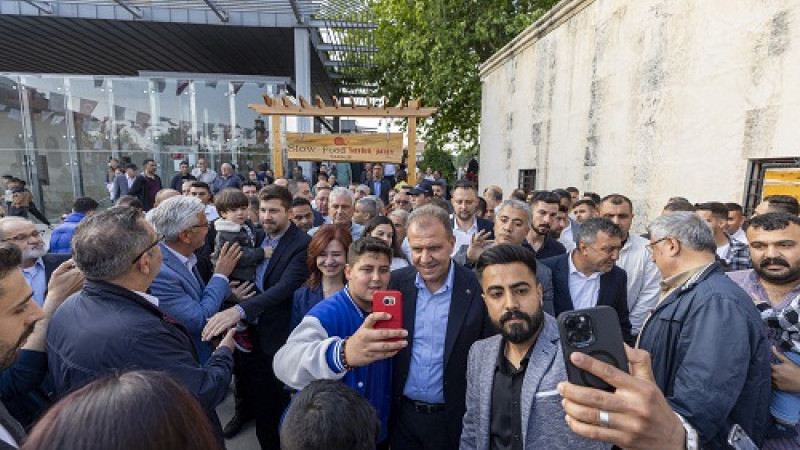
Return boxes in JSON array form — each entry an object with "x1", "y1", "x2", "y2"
[
  {"x1": 494, "y1": 309, "x2": 543, "y2": 344},
  {"x1": 754, "y1": 257, "x2": 800, "y2": 285},
  {"x1": 0, "y1": 323, "x2": 35, "y2": 371}
]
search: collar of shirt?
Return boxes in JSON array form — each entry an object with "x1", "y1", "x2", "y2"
[
  {"x1": 266, "y1": 228, "x2": 287, "y2": 245},
  {"x1": 567, "y1": 250, "x2": 601, "y2": 280},
  {"x1": 133, "y1": 290, "x2": 159, "y2": 307},
  {"x1": 495, "y1": 338, "x2": 535, "y2": 372},
  {"x1": 453, "y1": 215, "x2": 478, "y2": 234},
  {"x1": 342, "y1": 286, "x2": 367, "y2": 319},
  {"x1": 659, "y1": 263, "x2": 709, "y2": 300},
  {"x1": 414, "y1": 259, "x2": 456, "y2": 296},
  {"x1": 163, "y1": 244, "x2": 197, "y2": 272},
  {"x1": 21, "y1": 257, "x2": 44, "y2": 275}
]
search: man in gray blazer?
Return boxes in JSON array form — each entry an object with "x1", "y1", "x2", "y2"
[
  {"x1": 111, "y1": 163, "x2": 138, "y2": 202},
  {"x1": 460, "y1": 244, "x2": 608, "y2": 450}
]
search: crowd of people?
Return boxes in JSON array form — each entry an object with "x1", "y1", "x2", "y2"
[{"x1": 0, "y1": 157, "x2": 798, "y2": 450}]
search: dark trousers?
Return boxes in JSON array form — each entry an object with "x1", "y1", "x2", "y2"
[
  {"x1": 390, "y1": 398, "x2": 452, "y2": 450},
  {"x1": 236, "y1": 346, "x2": 290, "y2": 450}
]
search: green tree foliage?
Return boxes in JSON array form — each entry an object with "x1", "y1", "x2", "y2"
[
  {"x1": 420, "y1": 146, "x2": 456, "y2": 183},
  {"x1": 368, "y1": 0, "x2": 559, "y2": 156}
]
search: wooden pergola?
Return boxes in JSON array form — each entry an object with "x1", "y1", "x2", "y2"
[{"x1": 249, "y1": 95, "x2": 437, "y2": 185}]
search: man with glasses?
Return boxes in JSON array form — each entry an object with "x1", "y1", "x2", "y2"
[
  {"x1": 541, "y1": 217, "x2": 633, "y2": 344},
  {"x1": 393, "y1": 190, "x2": 412, "y2": 212},
  {"x1": 47, "y1": 206, "x2": 236, "y2": 444},
  {"x1": 146, "y1": 196, "x2": 246, "y2": 363},
  {"x1": 0, "y1": 218, "x2": 69, "y2": 307}
]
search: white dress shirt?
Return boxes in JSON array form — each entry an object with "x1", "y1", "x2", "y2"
[
  {"x1": 567, "y1": 251, "x2": 601, "y2": 310},
  {"x1": 616, "y1": 234, "x2": 661, "y2": 334},
  {"x1": 452, "y1": 215, "x2": 478, "y2": 257}
]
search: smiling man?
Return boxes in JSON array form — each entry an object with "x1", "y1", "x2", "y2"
[
  {"x1": 541, "y1": 217, "x2": 632, "y2": 344},
  {"x1": 309, "y1": 187, "x2": 364, "y2": 240},
  {"x1": 388, "y1": 205, "x2": 491, "y2": 450}
]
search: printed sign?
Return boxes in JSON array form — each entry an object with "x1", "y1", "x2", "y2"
[{"x1": 286, "y1": 133, "x2": 404, "y2": 163}]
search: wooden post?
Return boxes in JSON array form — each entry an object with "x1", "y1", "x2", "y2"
[
  {"x1": 407, "y1": 116, "x2": 417, "y2": 186},
  {"x1": 270, "y1": 115, "x2": 284, "y2": 178}
]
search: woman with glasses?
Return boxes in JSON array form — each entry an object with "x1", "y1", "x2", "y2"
[{"x1": 290, "y1": 225, "x2": 352, "y2": 330}]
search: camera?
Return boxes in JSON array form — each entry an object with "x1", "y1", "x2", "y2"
[
  {"x1": 563, "y1": 313, "x2": 595, "y2": 348},
  {"x1": 382, "y1": 296, "x2": 396, "y2": 306}
]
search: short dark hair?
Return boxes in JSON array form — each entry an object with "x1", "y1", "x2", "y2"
[
  {"x1": 142, "y1": 158, "x2": 155, "y2": 165},
  {"x1": 242, "y1": 179, "x2": 259, "y2": 189},
  {"x1": 452, "y1": 179, "x2": 477, "y2": 194},
  {"x1": 694, "y1": 202, "x2": 728, "y2": 221},
  {"x1": 574, "y1": 217, "x2": 623, "y2": 244},
  {"x1": 662, "y1": 201, "x2": 695, "y2": 212},
  {"x1": 259, "y1": 184, "x2": 293, "y2": 211},
  {"x1": 572, "y1": 199, "x2": 596, "y2": 210},
  {"x1": 23, "y1": 371, "x2": 219, "y2": 450},
  {"x1": 291, "y1": 197, "x2": 312, "y2": 209},
  {"x1": 725, "y1": 202, "x2": 743, "y2": 214},
  {"x1": 214, "y1": 188, "x2": 249, "y2": 214},
  {"x1": 583, "y1": 192, "x2": 602, "y2": 204},
  {"x1": 178, "y1": 160, "x2": 189, "y2": 167},
  {"x1": 281, "y1": 379, "x2": 380, "y2": 450},
  {"x1": 476, "y1": 243, "x2": 538, "y2": 282},
  {"x1": 115, "y1": 195, "x2": 143, "y2": 210},
  {"x1": 189, "y1": 181, "x2": 211, "y2": 193},
  {"x1": 73, "y1": 196, "x2": 99, "y2": 214},
  {"x1": 744, "y1": 212, "x2": 800, "y2": 232},
  {"x1": 510, "y1": 189, "x2": 527, "y2": 202},
  {"x1": 552, "y1": 189, "x2": 571, "y2": 203},
  {"x1": 530, "y1": 190, "x2": 560, "y2": 205},
  {"x1": 0, "y1": 244, "x2": 22, "y2": 296},
  {"x1": 600, "y1": 194, "x2": 633, "y2": 211},
  {"x1": 476, "y1": 197, "x2": 487, "y2": 215},
  {"x1": 763, "y1": 195, "x2": 800, "y2": 216},
  {"x1": 347, "y1": 236, "x2": 393, "y2": 266},
  {"x1": 566, "y1": 187, "x2": 579, "y2": 195}
]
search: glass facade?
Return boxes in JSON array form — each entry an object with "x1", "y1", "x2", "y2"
[{"x1": 0, "y1": 73, "x2": 281, "y2": 220}]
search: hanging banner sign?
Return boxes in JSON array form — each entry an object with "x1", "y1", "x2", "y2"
[{"x1": 286, "y1": 133, "x2": 404, "y2": 163}]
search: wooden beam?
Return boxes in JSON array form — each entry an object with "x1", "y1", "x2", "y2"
[
  {"x1": 270, "y1": 116, "x2": 284, "y2": 178},
  {"x1": 248, "y1": 103, "x2": 437, "y2": 118},
  {"x1": 408, "y1": 117, "x2": 417, "y2": 186}
]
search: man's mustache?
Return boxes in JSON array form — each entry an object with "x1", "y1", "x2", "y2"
[
  {"x1": 500, "y1": 310, "x2": 530, "y2": 324},
  {"x1": 761, "y1": 257, "x2": 790, "y2": 268}
]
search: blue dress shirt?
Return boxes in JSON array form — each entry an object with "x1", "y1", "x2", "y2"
[
  {"x1": 21, "y1": 258, "x2": 46, "y2": 306},
  {"x1": 403, "y1": 262, "x2": 456, "y2": 404}
]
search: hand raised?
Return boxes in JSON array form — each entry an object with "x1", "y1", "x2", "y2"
[{"x1": 343, "y1": 312, "x2": 408, "y2": 368}]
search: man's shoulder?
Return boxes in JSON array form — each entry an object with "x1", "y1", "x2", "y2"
[
  {"x1": 42, "y1": 252, "x2": 70, "y2": 267},
  {"x1": 726, "y1": 269, "x2": 755, "y2": 285},
  {"x1": 469, "y1": 334, "x2": 503, "y2": 360},
  {"x1": 390, "y1": 265, "x2": 418, "y2": 283},
  {"x1": 540, "y1": 253, "x2": 567, "y2": 270}
]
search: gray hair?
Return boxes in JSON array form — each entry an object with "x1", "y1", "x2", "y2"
[
  {"x1": 407, "y1": 204, "x2": 453, "y2": 237},
  {"x1": 388, "y1": 209, "x2": 409, "y2": 224},
  {"x1": 146, "y1": 196, "x2": 205, "y2": 243},
  {"x1": 647, "y1": 211, "x2": 716, "y2": 254},
  {"x1": 495, "y1": 200, "x2": 532, "y2": 227},
  {"x1": 364, "y1": 195, "x2": 385, "y2": 214},
  {"x1": 574, "y1": 217, "x2": 623, "y2": 245},
  {"x1": 0, "y1": 217, "x2": 33, "y2": 240},
  {"x1": 72, "y1": 206, "x2": 153, "y2": 280},
  {"x1": 356, "y1": 197, "x2": 378, "y2": 219},
  {"x1": 330, "y1": 186, "x2": 355, "y2": 204},
  {"x1": 356, "y1": 184, "x2": 370, "y2": 195}
]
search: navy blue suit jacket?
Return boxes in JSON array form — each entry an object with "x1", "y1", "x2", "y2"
[
  {"x1": 540, "y1": 253, "x2": 633, "y2": 343},
  {"x1": 388, "y1": 262, "x2": 493, "y2": 450},
  {"x1": 240, "y1": 221, "x2": 311, "y2": 357}
]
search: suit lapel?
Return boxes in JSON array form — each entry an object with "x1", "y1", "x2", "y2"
[
  {"x1": 159, "y1": 243, "x2": 203, "y2": 294},
  {"x1": 478, "y1": 337, "x2": 502, "y2": 450},
  {"x1": 402, "y1": 270, "x2": 419, "y2": 358},
  {"x1": 444, "y1": 264, "x2": 472, "y2": 366},
  {"x1": 264, "y1": 223, "x2": 296, "y2": 281},
  {"x1": 597, "y1": 271, "x2": 613, "y2": 306},
  {"x1": 555, "y1": 256, "x2": 575, "y2": 311},
  {"x1": 520, "y1": 317, "x2": 559, "y2": 444}
]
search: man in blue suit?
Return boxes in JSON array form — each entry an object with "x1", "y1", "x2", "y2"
[
  {"x1": 388, "y1": 204, "x2": 493, "y2": 450},
  {"x1": 146, "y1": 195, "x2": 243, "y2": 363},
  {"x1": 203, "y1": 185, "x2": 311, "y2": 449},
  {"x1": 541, "y1": 217, "x2": 633, "y2": 344},
  {"x1": 111, "y1": 163, "x2": 137, "y2": 202}
]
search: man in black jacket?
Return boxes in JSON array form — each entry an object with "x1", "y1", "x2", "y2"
[{"x1": 47, "y1": 206, "x2": 236, "y2": 444}]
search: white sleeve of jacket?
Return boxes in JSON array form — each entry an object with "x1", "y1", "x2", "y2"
[{"x1": 273, "y1": 315, "x2": 347, "y2": 390}]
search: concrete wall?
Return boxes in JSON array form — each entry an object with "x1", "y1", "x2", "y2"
[{"x1": 480, "y1": 0, "x2": 800, "y2": 228}]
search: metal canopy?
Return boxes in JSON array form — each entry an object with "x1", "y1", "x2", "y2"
[{"x1": 0, "y1": 0, "x2": 378, "y2": 97}]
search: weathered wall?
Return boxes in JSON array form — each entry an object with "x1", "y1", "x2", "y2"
[{"x1": 480, "y1": 0, "x2": 800, "y2": 227}]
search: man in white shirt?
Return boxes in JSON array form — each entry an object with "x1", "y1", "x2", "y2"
[
  {"x1": 599, "y1": 194, "x2": 661, "y2": 334},
  {"x1": 725, "y1": 202, "x2": 748, "y2": 244},
  {"x1": 450, "y1": 180, "x2": 493, "y2": 257},
  {"x1": 192, "y1": 158, "x2": 218, "y2": 185},
  {"x1": 189, "y1": 182, "x2": 219, "y2": 222}
]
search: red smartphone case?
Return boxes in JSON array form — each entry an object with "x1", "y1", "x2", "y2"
[{"x1": 372, "y1": 290, "x2": 403, "y2": 330}]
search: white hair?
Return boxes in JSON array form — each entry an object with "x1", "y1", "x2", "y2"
[{"x1": 146, "y1": 196, "x2": 205, "y2": 243}]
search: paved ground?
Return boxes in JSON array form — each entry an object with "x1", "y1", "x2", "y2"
[{"x1": 217, "y1": 384, "x2": 259, "y2": 449}]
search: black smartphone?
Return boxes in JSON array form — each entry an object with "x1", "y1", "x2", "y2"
[{"x1": 557, "y1": 306, "x2": 628, "y2": 392}]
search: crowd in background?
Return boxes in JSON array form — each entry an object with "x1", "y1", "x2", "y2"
[{"x1": 0, "y1": 157, "x2": 797, "y2": 449}]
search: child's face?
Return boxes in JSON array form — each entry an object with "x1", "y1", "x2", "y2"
[{"x1": 223, "y1": 206, "x2": 248, "y2": 225}]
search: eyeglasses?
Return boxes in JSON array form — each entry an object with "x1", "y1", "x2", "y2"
[
  {"x1": 1, "y1": 230, "x2": 41, "y2": 242},
  {"x1": 646, "y1": 237, "x2": 669, "y2": 250},
  {"x1": 132, "y1": 235, "x2": 162, "y2": 264}
]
